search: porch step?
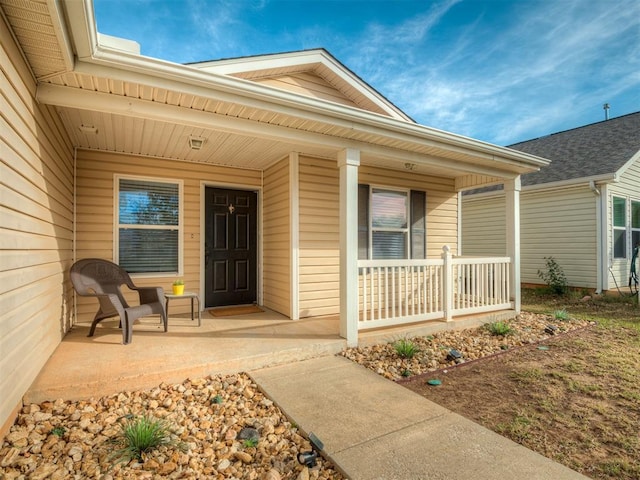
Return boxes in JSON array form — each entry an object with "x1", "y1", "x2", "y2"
[{"x1": 23, "y1": 314, "x2": 345, "y2": 405}]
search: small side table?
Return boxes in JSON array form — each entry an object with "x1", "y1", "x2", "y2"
[{"x1": 164, "y1": 292, "x2": 201, "y2": 327}]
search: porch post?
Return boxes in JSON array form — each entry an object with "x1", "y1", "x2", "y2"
[
  {"x1": 442, "y1": 245, "x2": 453, "y2": 321},
  {"x1": 338, "y1": 148, "x2": 360, "y2": 347},
  {"x1": 505, "y1": 176, "x2": 521, "y2": 312}
]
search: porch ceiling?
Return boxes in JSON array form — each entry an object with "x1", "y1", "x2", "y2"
[
  {"x1": 39, "y1": 71, "x2": 533, "y2": 179},
  {"x1": 55, "y1": 106, "x2": 341, "y2": 171}
]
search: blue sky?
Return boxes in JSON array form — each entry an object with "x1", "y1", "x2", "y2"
[{"x1": 94, "y1": 0, "x2": 639, "y2": 146}]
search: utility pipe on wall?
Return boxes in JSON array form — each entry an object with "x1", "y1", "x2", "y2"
[{"x1": 589, "y1": 180, "x2": 603, "y2": 294}]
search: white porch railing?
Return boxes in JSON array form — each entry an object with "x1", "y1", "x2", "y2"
[{"x1": 357, "y1": 246, "x2": 512, "y2": 330}]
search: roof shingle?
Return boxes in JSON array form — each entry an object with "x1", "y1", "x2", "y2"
[{"x1": 508, "y1": 111, "x2": 640, "y2": 187}]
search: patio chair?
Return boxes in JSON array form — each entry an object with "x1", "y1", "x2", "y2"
[{"x1": 70, "y1": 258, "x2": 167, "y2": 344}]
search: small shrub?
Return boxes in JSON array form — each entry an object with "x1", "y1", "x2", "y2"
[
  {"x1": 486, "y1": 321, "x2": 513, "y2": 336},
  {"x1": 393, "y1": 338, "x2": 419, "y2": 359},
  {"x1": 538, "y1": 257, "x2": 568, "y2": 295},
  {"x1": 211, "y1": 394, "x2": 224, "y2": 404},
  {"x1": 401, "y1": 368, "x2": 412, "y2": 377},
  {"x1": 109, "y1": 414, "x2": 186, "y2": 464}
]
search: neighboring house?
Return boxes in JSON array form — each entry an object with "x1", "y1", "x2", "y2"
[
  {"x1": 0, "y1": 0, "x2": 548, "y2": 434},
  {"x1": 462, "y1": 112, "x2": 640, "y2": 293}
]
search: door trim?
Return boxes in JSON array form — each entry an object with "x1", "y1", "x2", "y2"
[{"x1": 200, "y1": 181, "x2": 262, "y2": 307}]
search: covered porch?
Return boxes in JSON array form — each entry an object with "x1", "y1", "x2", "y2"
[{"x1": 337, "y1": 147, "x2": 523, "y2": 346}]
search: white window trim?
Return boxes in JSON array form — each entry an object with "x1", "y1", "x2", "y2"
[
  {"x1": 612, "y1": 195, "x2": 627, "y2": 259},
  {"x1": 114, "y1": 174, "x2": 184, "y2": 277},
  {"x1": 369, "y1": 186, "x2": 410, "y2": 260},
  {"x1": 631, "y1": 198, "x2": 640, "y2": 250}
]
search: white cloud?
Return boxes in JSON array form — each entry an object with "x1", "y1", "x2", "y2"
[{"x1": 329, "y1": 0, "x2": 637, "y2": 143}]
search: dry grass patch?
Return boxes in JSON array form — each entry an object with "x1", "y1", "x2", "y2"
[{"x1": 402, "y1": 290, "x2": 640, "y2": 480}]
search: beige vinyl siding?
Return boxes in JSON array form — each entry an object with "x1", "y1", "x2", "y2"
[
  {"x1": 521, "y1": 187, "x2": 597, "y2": 287},
  {"x1": 75, "y1": 150, "x2": 261, "y2": 319},
  {"x1": 461, "y1": 195, "x2": 506, "y2": 256},
  {"x1": 607, "y1": 157, "x2": 640, "y2": 289},
  {"x1": 297, "y1": 159, "x2": 459, "y2": 318},
  {"x1": 1, "y1": 18, "x2": 74, "y2": 435},
  {"x1": 461, "y1": 185, "x2": 598, "y2": 288},
  {"x1": 254, "y1": 72, "x2": 360, "y2": 109},
  {"x1": 262, "y1": 158, "x2": 291, "y2": 316},
  {"x1": 456, "y1": 174, "x2": 503, "y2": 191},
  {"x1": 298, "y1": 157, "x2": 340, "y2": 317}
]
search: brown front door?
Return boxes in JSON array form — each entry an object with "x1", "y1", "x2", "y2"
[{"x1": 204, "y1": 187, "x2": 258, "y2": 308}]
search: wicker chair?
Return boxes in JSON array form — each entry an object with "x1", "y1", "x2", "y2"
[{"x1": 70, "y1": 258, "x2": 167, "y2": 344}]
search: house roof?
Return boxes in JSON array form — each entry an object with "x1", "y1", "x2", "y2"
[
  {"x1": 509, "y1": 111, "x2": 640, "y2": 187},
  {"x1": 1, "y1": 0, "x2": 551, "y2": 189}
]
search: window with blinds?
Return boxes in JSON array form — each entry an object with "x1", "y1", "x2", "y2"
[
  {"x1": 358, "y1": 185, "x2": 426, "y2": 260},
  {"x1": 116, "y1": 177, "x2": 181, "y2": 274},
  {"x1": 613, "y1": 196, "x2": 626, "y2": 259}
]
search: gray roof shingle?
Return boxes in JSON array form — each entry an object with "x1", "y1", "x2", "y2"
[{"x1": 508, "y1": 111, "x2": 640, "y2": 187}]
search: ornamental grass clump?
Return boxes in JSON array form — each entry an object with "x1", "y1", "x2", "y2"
[
  {"x1": 486, "y1": 321, "x2": 513, "y2": 336},
  {"x1": 109, "y1": 414, "x2": 186, "y2": 465},
  {"x1": 393, "y1": 338, "x2": 419, "y2": 359},
  {"x1": 553, "y1": 309, "x2": 569, "y2": 321}
]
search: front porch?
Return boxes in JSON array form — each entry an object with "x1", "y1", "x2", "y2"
[{"x1": 24, "y1": 306, "x2": 515, "y2": 405}]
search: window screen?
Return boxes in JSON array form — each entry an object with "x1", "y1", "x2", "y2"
[{"x1": 117, "y1": 178, "x2": 180, "y2": 273}]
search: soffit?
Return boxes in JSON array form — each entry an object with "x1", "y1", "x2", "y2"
[
  {"x1": 0, "y1": 0, "x2": 70, "y2": 78},
  {"x1": 56, "y1": 107, "x2": 340, "y2": 170},
  {"x1": 43, "y1": 71, "x2": 529, "y2": 178}
]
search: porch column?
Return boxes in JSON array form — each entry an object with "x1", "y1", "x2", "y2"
[
  {"x1": 505, "y1": 176, "x2": 521, "y2": 312},
  {"x1": 338, "y1": 148, "x2": 360, "y2": 347}
]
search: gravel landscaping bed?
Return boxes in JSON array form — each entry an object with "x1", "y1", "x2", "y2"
[
  {"x1": 0, "y1": 312, "x2": 590, "y2": 479},
  {"x1": 0, "y1": 374, "x2": 344, "y2": 480},
  {"x1": 340, "y1": 312, "x2": 591, "y2": 381}
]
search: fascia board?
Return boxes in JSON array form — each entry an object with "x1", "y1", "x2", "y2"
[
  {"x1": 62, "y1": 0, "x2": 98, "y2": 59},
  {"x1": 523, "y1": 173, "x2": 618, "y2": 192},
  {"x1": 193, "y1": 50, "x2": 331, "y2": 74}
]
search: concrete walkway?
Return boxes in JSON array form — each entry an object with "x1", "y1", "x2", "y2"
[{"x1": 251, "y1": 356, "x2": 590, "y2": 480}]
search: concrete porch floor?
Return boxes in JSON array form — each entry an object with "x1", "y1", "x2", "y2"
[
  {"x1": 24, "y1": 307, "x2": 516, "y2": 405},
  {"x1": 24, "y1": 307, "x2": 346, "y2": 404}
]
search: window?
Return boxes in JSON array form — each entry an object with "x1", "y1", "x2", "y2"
[
  {"x1": 358, "y1": 185, "x2": 426, "y2": 260},
  {"x1": 116, "y1": 176, "x2": 182, "y2": 274},
  {"x1": 612, "y1": 196, "x2": 626, "y2": 258}
]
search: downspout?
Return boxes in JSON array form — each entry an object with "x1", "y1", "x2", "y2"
[
  {"x1": 73, "y1": 146, "x2": 78, "y2": 325},
  {"x1": 589, "y1": 181, "x2": 603, "y2": 294}
]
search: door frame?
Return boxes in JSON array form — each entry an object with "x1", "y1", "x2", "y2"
[{"x1": 200, "y1": 181, "x2": 262, "y2": 308}]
